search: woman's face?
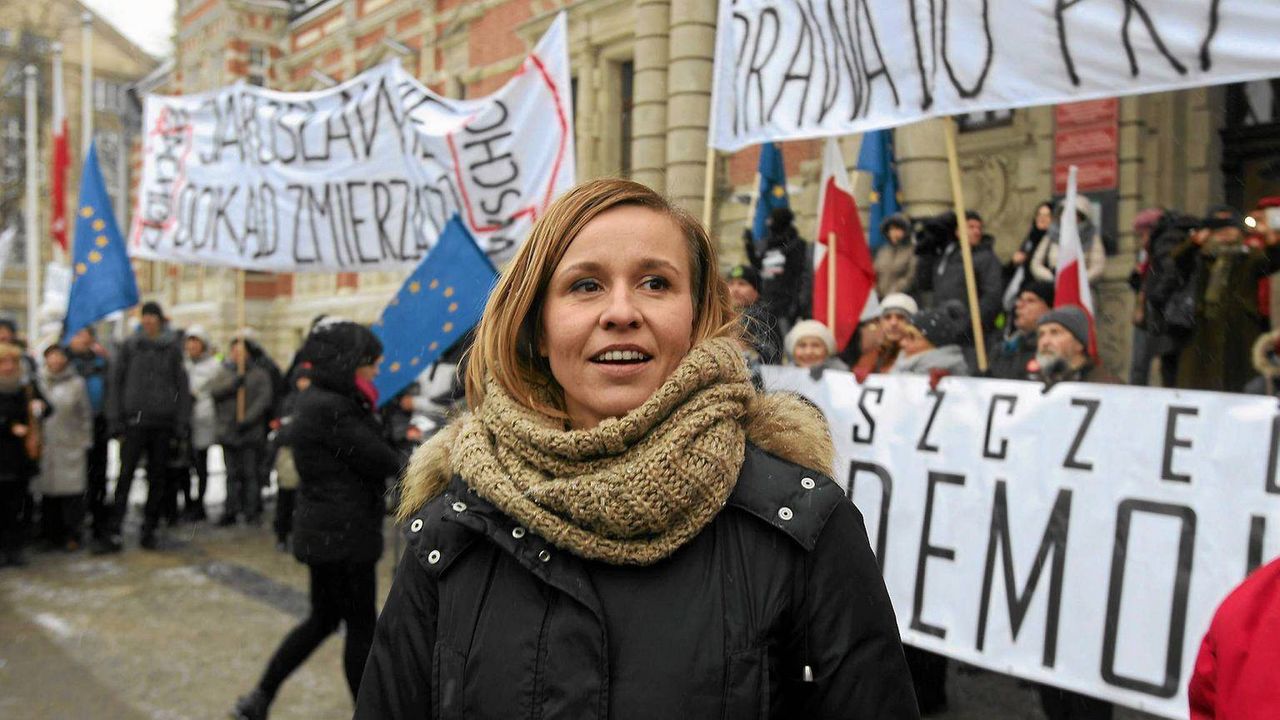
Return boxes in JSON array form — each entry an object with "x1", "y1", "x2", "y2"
[
  {"x1": 540, "y1": 205, "x2": 695, "y2": 430},
  {"x1": 356, "y1": 359, "x2": 381, "y2": 382},
  {"x1": 792, "y1": 336, "x2": 829, "y2": 368},
  {"x1": 0, "y1": 356, "x2": 17, "y2": 378},
  {"x1": 1035, "y1": 204, "x2": 1053, "y2": 231},
  {"x1": 900, "y1": 329, "x2": 929, "y2": 356},
  {"x1": 45, "y1": 351, "x2": 68, "y2": 374}
]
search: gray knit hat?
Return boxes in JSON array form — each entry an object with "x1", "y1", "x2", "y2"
[{"x1": 1037, "y1": 305, "x2": 1090, "y2": 349}]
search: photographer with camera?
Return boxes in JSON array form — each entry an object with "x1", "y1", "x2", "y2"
[
  {"x1": 743, "y1": 206, "x2": 809, "y2": 333},
  {"x1": 914, "y1": 210, "x2": 1005, "y2": 338}
]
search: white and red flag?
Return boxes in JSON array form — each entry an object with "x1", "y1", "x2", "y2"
[
  {"x1": 813, "y1": 137, "x2": 877, "y2": 352},
  {"x1": 50, "y1": 48, "x2": 69, "y2": 254},
  {"x1": 1054, "y1": 165, "x2": 1097, "y2": 356}
]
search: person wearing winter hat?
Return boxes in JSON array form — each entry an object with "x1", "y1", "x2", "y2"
[
  {"x1": 208, "y1": 335, "x2": 274, "y2": 527},
  {"x1": 183, "y1": 325, "x2": 219, "y2": 521},
  {"x1": 1030, "y1": 196, "x2": 1107, "y2": 285},
  {"x1": 1034, "y1": 305, "x2": 1118, "y2": 387},
  {"x1": 785, "y1": 319, "x2": 849, "y2": 373},
  {"x1": 744, "y1": 205, "x2": 809, "y2": 329},
  {"x1": 231, "y1": 320, "x2": 404, "y2": 720},
  {"x1": 726, "y1": 264, "x2": 782, "y2": 364},
  {"x1": 989, "y1": 281, "x2": 1054, "y2": 380},
  {"x1": 891, "y1": 301, "x2": 971, "y2": 378},
  {"x1": 851, "y1": 292, "x2": 918, "y2": 379},
  {"x1": 874, "y1": 213, "x2": 917, "y2": 298}
]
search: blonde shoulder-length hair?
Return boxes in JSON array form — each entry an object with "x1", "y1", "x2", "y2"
[{"x1": 464, "y1": 178, "x2": 740, "y2": 418}]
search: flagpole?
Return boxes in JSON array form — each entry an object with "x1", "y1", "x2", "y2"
[
  {"x1": 701, "y1": 146, "x2": 716, "y2": 230},
  {"x1": 81, "y1": 12, "x2": 93, "y2": 154},
  {"x1": 942, "y1": 117, "x2": 988, "y2": 372},
  {"x1": 236, "y1": 269, "x2": 247, "y2": 422},
  {"x1": 826, "y1": 231, "x2": 837, "y2": 334},
  {"x1": 24, "y1": 65, "x2": 40, "y2": 341},
  {"x1": 51, "y1": 43, "x2": 67, "y2": 265}
]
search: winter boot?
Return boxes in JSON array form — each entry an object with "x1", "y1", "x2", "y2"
[{"x1": 230, "y1": 688, "x2": 270, "y2": 720}]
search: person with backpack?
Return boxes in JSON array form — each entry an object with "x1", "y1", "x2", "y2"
[{"x1": 209, "y1": 335, "x2": 274, "y2": 526}]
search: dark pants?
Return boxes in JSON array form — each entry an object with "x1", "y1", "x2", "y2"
[
  {"x1": 258, "y1": 562, "x2": 376, "y2": 701},
  {"x1": 1037, "y1": 685, "x2": 1114, "y2": 720},
  {"x1": 274, "y1": 487, "x2": 296, "y2": 543},
  {"x1": 191, "y1": 447, "x2": 210, "y2": 507},
  {"x1": 904, "y1": 646, "x2": 949, "y2": 714},
  {"x1": 224, "y1": 443, "x2": 264, "y2": 521},
  {"x1": 86, "y1": 417, "x2": 110, "y2": 539},
  {"x1": 41, "y1": 495, "x2": 84, "y2": 546},
  {"x1": 0, "y1": 481, "x2": 28, "y2": 560},
  {"x1": 111, "y1": 425, "x2": 174, "y2": 536}
]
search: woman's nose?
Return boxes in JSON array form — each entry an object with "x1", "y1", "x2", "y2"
[{"x1": 599, "y1": 288, "x2": 642, "y2": 328}]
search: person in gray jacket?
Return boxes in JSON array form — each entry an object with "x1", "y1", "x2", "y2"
[
  {"x1": 891, "y1": 301, "x2": 972, "y2": 378},
  {"x1": 99, "y1": 302, "x2": 190, "y2": 553},
  {"x1": 37, "y1": 345, "x2": 93, "y2": 551},
  {"x1": 210, "y1": 335, "x2": 274, "y2": 526},
  {"x1": 184, "y1": 326, "x2": 220, "y2": 521}
]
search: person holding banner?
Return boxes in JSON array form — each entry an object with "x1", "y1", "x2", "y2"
[
  {"x1": 356, "y1": 179, "x2": 918, "y2": 719},
  {"x1": 989, "y1": 281, "x2": 1055, "y2": 381},
  {"x1": 785, "y1": 319, "x2": 848, "y2": 374},
  {"x1": 1034, "y1": 306, "x2": 1120, "y2": 388}
]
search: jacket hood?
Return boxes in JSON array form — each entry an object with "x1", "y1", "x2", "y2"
[
  {"x1": 396, "y1": 390, "x2": 834, "y2": 522},
  {"x1": 299, "y1": 321, "x2": 382, "y2": 394},
  {"x1": 1253, "y1": 330, "x2": 1280, "y2": 379}
]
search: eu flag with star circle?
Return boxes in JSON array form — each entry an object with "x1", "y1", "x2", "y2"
[
  {"x1": 372, "y1": 214, "x2": 497, "y2": 403},
  {"x1": 64, "y1": 140, "x2": 139, "y2": 340}
]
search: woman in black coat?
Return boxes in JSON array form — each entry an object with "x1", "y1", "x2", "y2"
[
  {"x1": 0, "y1": 342, "x2": 46, "y2": 567},
  {"x1": 232, "y1": 321, "x2": 403, "y2": 720},
  {"x1": 354, "y1": 180, "x2": 918, "y2": 719}
]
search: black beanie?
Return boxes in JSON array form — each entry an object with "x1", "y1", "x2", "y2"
[
  {"x1": 912, "y1": 300, "x2": 967, "y2": 347},
  {"x1": 300, "y1": 321, "x2": 382, "y2": 391},
  {"x1": 726, "y1": 264, "x2": 761, "y2": 292},
  {"x1": 1020, "y1": 280, "x2": 1055, "y2": 307}
]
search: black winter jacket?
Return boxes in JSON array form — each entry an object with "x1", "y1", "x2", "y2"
[
  {"x1": 284, "y1": 384, "x2": 403, "y2": 566},
  {"x1": 921, "y1": 236, "x2": 1005, "y2": 332},
  {"x1": 355, "y1": 443, "x2": 919, "y2": 720},
  {"x1": 107, "y1": 329, "x2": 190, "y2": 432},
  {"x1": 0, "y1": 381, "x2": 44, "y2": 483}
]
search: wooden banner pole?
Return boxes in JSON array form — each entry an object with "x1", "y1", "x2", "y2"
[
  {"x1": 942, "y1": 117, "x2": 989, "y2": 372},
  {"x1": 235, "y1": 269, "x2": 247, "y2": 422},
  {"x1": 826, "y1": 231, "x2": 837, "y2": 334},
  {"x1": 701, "y1": 146, "x2": 716, "y2": 230}
]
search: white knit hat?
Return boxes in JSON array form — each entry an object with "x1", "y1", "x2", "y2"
[
  {"x1": 880, "y1": 292, "x2": 919, "y2": 318},
  {"x1": 785, "y1": 319, "x2": 837, "y2": 358}
]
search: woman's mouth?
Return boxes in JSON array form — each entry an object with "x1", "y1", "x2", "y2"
[{"x1": 590, "y1": 349, "x2": 653, "y2": 365}]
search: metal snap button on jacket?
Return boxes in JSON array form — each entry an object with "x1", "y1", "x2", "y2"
[
  {"x1": 427, "y1": 549, "x2": 441, "y2": 564},
  {"x1": 778, "y1": 507, "x2": 794, "y2": 521},
  {"x1": 537, "y1": 549, "x2": 552, "y2": 563},
  {"x1": 410, "y1": 518, "x2": 424, "y2": 532},
  {"x1": 451, "y1": 501, "x2": 467, "y2": 513},
  {"x1": 801, "y1": 477, "x2": 816, "y2": 490},
  {"x1": 512, "y1": 527, "x2": 527, "y2": 539}
]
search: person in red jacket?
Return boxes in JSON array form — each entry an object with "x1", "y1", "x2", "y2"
[{"x1": 1188, "y1": 556, "x2": 1280, "y2": 719}]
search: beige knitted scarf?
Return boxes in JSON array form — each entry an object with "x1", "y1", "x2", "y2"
[{"x1": 452, "y1": 337, "x2": 756, "y2": 566}]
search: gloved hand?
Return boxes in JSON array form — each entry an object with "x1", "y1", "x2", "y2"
[
  {"x1": 232, "y1": 374, "x2": 247, "y2": 390},
  {"x1": 928, "y1": 367, "x2": 951, "y2": 390},
  {"x1": 853, "y1": 366, "x2": 871, "y2": 384}
]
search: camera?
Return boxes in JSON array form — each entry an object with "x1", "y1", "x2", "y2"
[{"x1": 913, "y1": 212, "x2": 958, "y2": 257}]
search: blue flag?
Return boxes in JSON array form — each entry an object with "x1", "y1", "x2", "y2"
[
  {"x1": 64, "y1": 141, "x2": 139, "y2": 340},
  {"x1": 856, "y1": 130, "x2": 902, "y2": 252},
  {"x1": 751, "y1": 141, "x2": 789, "y2": 251},
  {"x1": 372, "y1": 215, "x2": 497, "y2": 402}
]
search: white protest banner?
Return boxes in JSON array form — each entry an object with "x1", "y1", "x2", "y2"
[
  {"x1": 710, "y1": 1, "x2": 1280, "y2": 151},
  {"x1": 130, "y1": 14, "x2": 573, "y2": 272},
  {"x1": 760, "y1": 367, "x2": 1280, "y2": 718}
]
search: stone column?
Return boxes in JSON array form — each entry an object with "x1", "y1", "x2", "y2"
[
  {"x1": 894, "y1": 118, "x2": 952, "y2": 218},
  {"x1": 631, "y1": 0, "x2": 669, "y2": 191},
  {"x1": 665, "y1": 0, "x2": 716, "y2": 218}
]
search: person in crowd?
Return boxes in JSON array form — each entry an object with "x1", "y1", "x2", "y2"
[
  {"x1": 66, "y1": 327, "x2": 112, "y2": 541},
  {"x1": 725, "y1": 263, "x2": 782, "y2": 364},
  {"x1": 0, "y1": 342, "x2": 46, "y2": 567},
  {"x1": 183, "y1": 325, "x2": 219, "y2": 521},
  {"x1": 840, "y1": 317, "x2": 883, "y2": 376},
  {"x1": 1188, "y1": 556, "x2": 1280, "y2": 720},
  {"x1": 100, "y1": 302, "x2": 190, "y2": 553},
  {"x1": 0, "y1": 319, "x2": 36, "y2": 378},
  {"x1": 382, "y1": 383, "x2": 425, "y2": 457},
  {"x1": 354, "y1": 179, "x2": 917, "y2": 718},
  {"x1": 785, "y1": 319, "x2": 850, "y2": 374},
  {"x1": 988, "y1": 281, "x2": 1055, "y2": 380},
  {"x1": 1174, "y1": 207, "x2": 1280, "y2": 392},
  {"x1": 1031, "y1": 305, "x2": 1118, "y2": 718},
  {"x1": 745, "y1": 205, "x2": 809, "y2": 332},
  {"x1": 37, "y1": 345, "x2": 92, "y2": 552},
  {"x1": 874, "y1": 213, "x2": 917, "y2": 298},
  {"x1": 210, "y1": 335, "x2": 274, "y2": 527},
  {"x1": 232, "y1": 321, "x2": 403, "y2": 720},
  {"x1": 919, "y1": 210, "x2": 1005, "y2": 335},
  {"x1": 1030, "y1": 196, "x2": 1107, "y2": 285},
  {"x1": 892, "y1": 300, "x2": 971, "y2": 379},
  {"x1": 851, "y1": 292, "x2": 917, "y2": 380},
  {"x1": 1139, "y1": 209, "x2": 1202, "y2": 387},
  {"x1": 1126, "y1": 208, "x2": 1166, "y2": 385},
  {"x1": 1034, "y1": 306, "x2": 1120, "y2": 388},
  {"x1": 271, "y1": 367, "x2": 311, "y2": 552},
  {"x1": 1246, "y1": 328, "x2": 1280, "y2": 396},
  {"x1": 1002, "y1": 201, "x2": 1054, "y2": 312}
]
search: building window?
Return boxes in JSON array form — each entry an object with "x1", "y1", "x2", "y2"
[
  {"x1": 249, "y1": 46, "x2": 266, "y2": 70},
  {"x1": 1227, "y1": 80, "x2": 1280, "y2": 128},
  {"x1": 619, "y1": 61, "x2": 634, "y2": 177},
  {"x1": 957, "y1": 109, "x2": 1015, "y2": 132}
]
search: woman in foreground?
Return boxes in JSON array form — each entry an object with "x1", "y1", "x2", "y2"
[{"x1": 355, "y1": 179, "x2": 919, "y2": 718}]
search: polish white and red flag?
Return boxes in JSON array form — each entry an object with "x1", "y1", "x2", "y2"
[
  {"x1": 50, "y1": 49, "x2": 69, "y2": 254},
  {"x1": 813, "y1": 137, "x2": 878, "y2": 352},
  {"x1": 1054, "y1": 165, "x2": 1097, "y2": 356}
]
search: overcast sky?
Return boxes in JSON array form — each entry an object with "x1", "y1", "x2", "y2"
[{"x1": 81, "y1": 0, "x2": 176, "y2": 59}]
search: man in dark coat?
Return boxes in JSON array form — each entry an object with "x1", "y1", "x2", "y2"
[
  {"x1": 745, "y1": 206, "x2": 809, "y2": 331},
  {"x1": 209, "y1": 336, "x2": 274, "y2": 526},
  {"x1": 1034, "y1": 306, "x2": 1121, "y2": 388},
  {"x1": 232, "y1": 320, "x2": 403, "y2": 720},
  {"x1": 988, "y1": 280, "x2": 1054, "y2": 380},
  {"x1": 66, "y1": 327, "x2": 112, "y2": 541},
  {"x1": 100, "y1": 302, "x2": 190, "y2": 552},
  {"x1": 919, "y1": 211, "x2": 1005, "y2": 336}
]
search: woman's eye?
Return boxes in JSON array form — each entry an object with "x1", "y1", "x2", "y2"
[
  {"x1": 642, "y1": 276, "x2": 669, "y2": 291},
  {"x1": 571, "y1": 279, "x2": 602, "y2": 293}
]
